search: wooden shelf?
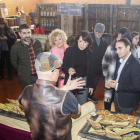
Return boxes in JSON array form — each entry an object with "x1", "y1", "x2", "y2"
[
  {"x1": 40, "y1": 16, "x2": 57, "y2": 18},
  {"x1": 116, "y1": 19, "x2": 139, "y2": 22},
  {"x1": 44, "y1": 29, "x2": 55, "y2": 32},
  {"x1": 88, "y1": 18, "x2": 110, "y2": 21}
]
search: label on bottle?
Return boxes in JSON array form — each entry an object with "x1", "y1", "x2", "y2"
[
  {"x1": 53, "y1": 12, "x2": 55, "y2": 17},
  {"x1": 41, "y1": 11, "x2": 43, "y2": 16},
  {"x1": 47, "y1": 12, "x2": 49, "y2": 16},
  {"x1": 50, "y1": 12, "x2": 52, "y2": 17},
  {"x1": 44, "y1": 11, "x2": 46, "y2": 16}
]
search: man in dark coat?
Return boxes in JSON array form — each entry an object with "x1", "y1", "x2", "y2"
[
  {"x1": 10, "y1": 24, "x2": 43, "y2": 89},
  {"x1": 88, "y1": 23, "x2": 107, "y2": 103},
  {"x1": 0, "y1": 18, "x2": 17, "y2": 81},
  {"x1": 105, "y1": 38, "x2": 140, "y2": 115}
]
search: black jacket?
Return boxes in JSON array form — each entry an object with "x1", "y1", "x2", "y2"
[
  {"x1": 62, "y1": 46, "x2": 94, "y2": 88},
  {"x1": 91, "y1": 33, "x2": 107, "y2": 76},
  {"x1": 114, "y1": 54, "x2": 140, "y2": 108}
]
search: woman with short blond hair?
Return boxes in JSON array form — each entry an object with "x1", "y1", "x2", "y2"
[{"x1": 49, "y1": 29, "x2": 69, "y2": 88}]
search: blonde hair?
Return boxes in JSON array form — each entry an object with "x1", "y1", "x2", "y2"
[{"x1": 49, "y1": 29, "x2": 67, "y2": 46}]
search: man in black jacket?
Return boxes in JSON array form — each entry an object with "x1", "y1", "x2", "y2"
[
  {"x1": 88, "y1": 23, "x2": 107, "y2": 103},
  {"x1": 105, "y1": 38, "x2": 140, "y2": 115}
]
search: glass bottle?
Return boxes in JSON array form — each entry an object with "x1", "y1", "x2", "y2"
[
  {"x1": 53, "y1": 7, "x2": 56, "y2": 17},
  {"x1": 49, "y1": 19, "x2": 52, "y2": 30},
  {"x1": 50, "y1": 8, "x2": 52, "y2": 17},
  {"x1": 44, "y1": 8, "x2": 46, "y2": 16},
  {"x1": 47, "y1": 19, "x2": 49, "y2": 29},
  {"x1": 47, "y1": 7, "x2": 49, "y2": 17},
  {"x1": 44, "y1": 18, "x2": 46, "y2": 27},
  {"x1": 41, "y1": 18, "x2": 44, "y2": 26},
  {"x1": 52, "y1": 18, "x2": 54, "y2": 29},
  {"x1": 41, "y1": 9, "x2": 44, "y2": 16}
]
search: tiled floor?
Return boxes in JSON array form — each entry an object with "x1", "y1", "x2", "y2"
[{"x1": 0, "y1": 69, "x2": 140, "y2": 116}]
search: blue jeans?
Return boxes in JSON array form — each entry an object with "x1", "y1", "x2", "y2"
[{"x1": 114, "y1": 91, "x2": 133, "y2": 115}]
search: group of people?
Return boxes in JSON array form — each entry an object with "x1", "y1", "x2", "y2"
[
  {"x1": 49, "y1": 24, "x2": 140, "y2": 115},
  {"x1": 0, "y1": 15, "x2": 140, "y2": 139}
]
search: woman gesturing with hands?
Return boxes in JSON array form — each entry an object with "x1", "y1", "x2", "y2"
[{"x1": 62, "y1": 30, "x2": 94, "y2": 105}]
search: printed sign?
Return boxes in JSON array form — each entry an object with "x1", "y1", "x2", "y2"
[{"x1": 57, "y1": 5, "x2": 81, "y2": 16}]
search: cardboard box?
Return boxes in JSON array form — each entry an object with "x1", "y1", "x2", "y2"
[
  {"x1": 20, "y1": 15, "x2": 31, "y2": 26},
  {"x1": 6, "y1": 18, "x2": 17, "y2": 27}
]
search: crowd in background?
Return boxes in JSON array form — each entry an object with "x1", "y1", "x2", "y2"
[{"x1": 0, "y1": 14, "x2": 140, "y2": 115}]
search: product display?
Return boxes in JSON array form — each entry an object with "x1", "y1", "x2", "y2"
[
  {"x1": 78, "y1": 109, "x2": 140, "y2": 140},
  {"x1": 39, "y1": 4, "x2": 57, "y2": 31},
  {"x1": 0, "y1": 98, "x2": 25, "y2": 116}
]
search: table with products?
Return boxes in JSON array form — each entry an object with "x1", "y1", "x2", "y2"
[{"x1": 0, "y1": 101, "x2": 96, "y2": 140}]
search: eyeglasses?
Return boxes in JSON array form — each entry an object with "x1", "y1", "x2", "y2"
[{"x1": 51, "y1": 67, "x2": 62, "y2": 72}]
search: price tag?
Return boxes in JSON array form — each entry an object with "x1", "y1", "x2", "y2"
[
  {"x1": 113, "y1": 128, "x2": 122, "y2": 131},
  {"x1": 138, "y1": 118, "x2": 140, "y2": 123},
  {"x1": 90, "y1": 112, "x2": 97, "y2": 116}
]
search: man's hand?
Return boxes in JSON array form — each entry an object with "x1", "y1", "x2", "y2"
[
  {"x1": 110, "y1": 80, "x2": 117, "y2": 89},
  {"x1": 60, "y1": 75, "x2": 86, "y2": 91},
  {"x1": 88, "y1": 88, "x2": 94, "y2": 95},
  {"x1": 105, "y1": 81, "x2": 112, "y2": 89},
  {"x1": 68, "y1": 68, "x2": 76, "y2": 75}
]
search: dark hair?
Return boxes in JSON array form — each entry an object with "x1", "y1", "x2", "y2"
[
  {"x1": 0, "y1": 18, "x2": 9, "y2": 35},
  {"x1": 74, "y1": 30, "x2": 93, "y2": 49},
  {"x1": 111, "y1": 27, "x2": 131, "y2": 49},
  {"x1": 19, "y1": 24, "x2": 30, "y2": 32},
  {"x1": 34, "y1": 17, "x2": 39, "y2": 21},
  {"x1": 116, "y1": 37, "x2": 131, "y2": 48},
  {"x1": 131, "y1": 31, "x2": 139, "y2": 48},
  {"x1": 67, "y1": 36, "x2": 75, "y2": 46}
]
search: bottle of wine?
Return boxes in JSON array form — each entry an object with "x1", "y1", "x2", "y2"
[
  {"x1": 41, "y1": 18, "x2": 44, "y2": 26},
  {"x1": 52, "y1": 18, "x2": 54, "y2": 29},
  {"x1": 47, "y1": 7, "x2": 49, "y2": 17},
  {"x1": 47, "y1": 19, "x2": 49, "y2": 29},
  {"x1": 50, "y1": 8, "x2": 52, "y2": 17},
  {"x1": 41, "y1": 9, "x2": 44, "y2": 17},
  {"x1": 44, "y1": 18, "x2": 46, "y2": 27},
  {"x1": 44, "y1": 8, "x2": 46, "y2": 16},
  {"x1": 49, "y1": 19, "x2": 52, "y2": 30},
  {"x1": 53, "y1": 7, "x2": 56, "y2": 17}
]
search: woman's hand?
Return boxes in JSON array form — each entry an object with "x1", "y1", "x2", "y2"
[
  {"x1": 68, "y1": 68, "x2": 76, "y2": 75},
  {"x1": 0, "y1": 36, "x2": 7, "y2": 40},
  {"x1": 88, "y1": 88, "x2": 94, "y2": 95}
]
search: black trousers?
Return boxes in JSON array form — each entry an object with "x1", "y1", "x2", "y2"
[
  {"x1": 92, "y1": 74, "x2": 101, "y2": 96},
  {"x1": 104, "y1": 91, "x2": 115, "y2": 111},
  {"x1": 0, "y1": 51, "x2": 11, "y2": 76}
]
